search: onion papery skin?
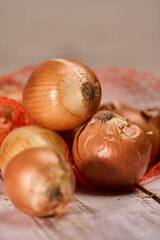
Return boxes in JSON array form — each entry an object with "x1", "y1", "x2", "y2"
[
  {"x1": 23, "y1": 59, "x2": 101, "y2": 131},
  {"x1": 72, "y1": 110, "x2": 151, "y2": 189},
  {"x1": 4, "y1": 148, "x2": 75, "y2": 217},
  {"x1": 100, "y1": 103, "x2": 160, "y2": 165},
  {"x1": 0, "y1": 125, "x2": 69, "y2": 174}
]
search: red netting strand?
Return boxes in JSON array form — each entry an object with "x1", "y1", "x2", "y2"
[
  {"x1": 0, "y1": 64, "x2": 38, "y2": 87},
  {"x1": 0, "y1": 65, "x2": 160, "y2": 184},
  {"x1": 94, "y1": 67, "x2": 160, "y2": 184},
  {"x1": 0, "y1": 97, "x2": 33, "y2": 145},
  {"x1": 139, "y1": 161, "x2": 160, "y2": 183}
]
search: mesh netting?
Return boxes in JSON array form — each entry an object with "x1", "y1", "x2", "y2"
[
  {"x1": 0, "y1": 97, "x2": 33, "y2": 145},
  {"x1": 0, "y1": 65, "x2": 160, "y2": 183}
]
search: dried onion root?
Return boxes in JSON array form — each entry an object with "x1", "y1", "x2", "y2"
[{"x1": 4, "y1": 148, "x2": 75, "y2": 217}]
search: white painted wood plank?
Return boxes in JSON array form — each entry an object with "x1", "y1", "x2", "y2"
[
  {"x1": 75, "y1": 186, "x2": 160, "y2": 240},
  {"x1": 29, "y1": 185, "x2": 160, "y2": 240},
  {"x1": 0, "y1": 175, "x2": 50, "y2": 240},
  {"x1": 1, "y1": 172, "x2": 160, "y2": 240}
]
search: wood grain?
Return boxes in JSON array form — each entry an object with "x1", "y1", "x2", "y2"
[
  {"x1": 0, "y1": 172, "x2": 160, "y2": 240},
  {"x1": 0, "y1": 1, "x2": 160, "y2": 236}
]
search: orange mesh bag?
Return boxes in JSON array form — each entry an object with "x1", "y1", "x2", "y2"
[
  {"x1": 0, "y1": 65, "x2": 36, "y2": 145},
  {"x1": 0, "y1": 65, "x2": 160, "y2": 183},
  {"x1": 0, "y1": 64, "x2": 38, "y2": 87},
  {"x1": 0, "y1": 97, "x2": 33, "y2": 145},
  {"x1": 94, "y1": 67, "x2": 160, "y2": 183}
]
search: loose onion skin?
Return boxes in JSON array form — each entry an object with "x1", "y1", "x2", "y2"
[
  {"x1": 4, "y1": 148, "x2": 75, "y2": 217},
  {"x1": 23, "y1": 59, "x2": 101, "y2": 131},
  {"x1": 100, "y1": 103, "x2": 160, "y2": 165},
  {"x1": 72, "y1": 110, "x2": 151, "y2": 189},
  {"x1": 0, "y1": 125, "x2": 69, "y2": 174}
]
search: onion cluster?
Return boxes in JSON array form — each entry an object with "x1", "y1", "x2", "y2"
[
  {"x1": 0, "y1": 58, "x2": 101, "y2": 217},
  {"x1": 1, "y1": 59, "x2": 158, "y2": 216}
]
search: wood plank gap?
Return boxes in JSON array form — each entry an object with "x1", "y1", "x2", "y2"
[
  {"x1": 32, "y1": 217, "x2": 53, "y2": 240},
  {"x1": 136, "y1": 184, "x2": 160, "y2": 204}
]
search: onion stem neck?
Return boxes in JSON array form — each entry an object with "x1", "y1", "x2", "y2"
[{"x1": 94, "y1": 111, "x2": 115, "y2": 123}]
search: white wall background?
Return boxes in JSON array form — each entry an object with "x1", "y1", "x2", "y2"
[{"x1": 0, "y1": 0, "x2": 160, "y2": 74}]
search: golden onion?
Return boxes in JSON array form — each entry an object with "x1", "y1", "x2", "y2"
[
  {"x1": 0, "y1": 125, "x2": 69, "y2": 174},
  {"x1": 23, "y1": 59, "x2": 101, "y2": 131}
]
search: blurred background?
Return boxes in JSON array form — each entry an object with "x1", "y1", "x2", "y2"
[{"x1": 0, "y1": 0, "x2": 160, "y2": 75}]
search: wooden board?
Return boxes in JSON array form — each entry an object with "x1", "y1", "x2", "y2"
[{"x1": 0, "y1": 171, "x2": 160, "y2": 240}]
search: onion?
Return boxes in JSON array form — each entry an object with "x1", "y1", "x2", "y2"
[
  {"x1": 4, "y1": 147, "x2": 75, "y2": 217},
  {"x1": 0, "y1": 125, "x2": 69, "y2": 174},
  {"x1": 72, "y1": 110, "x2": 151, "y2": 189},
  {"x1": 23, "y1": 58, "x2": 101, "y2": 131},
  {"x1": 100, "y1": 103, "x2": 160, "y2": 165}
]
